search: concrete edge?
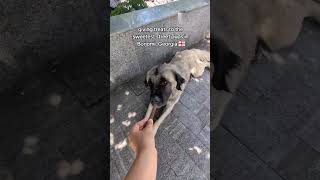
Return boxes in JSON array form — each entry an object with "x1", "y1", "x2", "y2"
[{"x1": 110, "y1": 0, "x2": 209, "y2": 34}]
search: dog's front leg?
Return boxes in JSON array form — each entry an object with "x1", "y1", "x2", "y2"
[
  {"x1": 153, "y1": 103, "x2": 176, "y2": 135},
  {"x1": 144, "y1": 103, "x2": 153, "y2": 120}
]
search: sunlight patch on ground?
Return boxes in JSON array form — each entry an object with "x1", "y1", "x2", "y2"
[
  {"x1": 110, "y1": 76, "x2": 115, "y2": 83},
  {"x1": 57, "y1": 160, "x2": 71, "y2": 178},
  {"x1": 122, "y1": 120, "x2": 131, "y2": 127},
  {"x1": 24, "y1": 136, "x2": 39, "y2": 146},
  {"x1": 188, "y1": 146, "x2": 202, "y2": 154},
  {"x1": 22, "y1": 136, "x2": 39, "y2": 155},
  {"x1": 110, "y1": 115, "x2": 115, "y2": 124},
  {"x1": 0, "y1": 167, "x2": 14, "y2": 180},
  {"x1": 110, "y1": 133, "x2": 114, "y2": 145},
  {"x1": 206, "y1": 153, "x2": 210, "y2": 159},
  {"x1": 70, "y1": 159, "x2": 85, "y2": 175},
  {"x1": 128, "y1": 112, "x2": 137, "y2": 118},
  {"x1": 48, "y1": 93, "x2": 62, "y2": 107},
  {"x1": 56, "y1": 159, "x2": 85, "y2": 178},
  {"x1": 22, "y1": 146, "x2": 35, "y2": 155},
  {"x1": 115, "y1": 139, "x2": 127, "y2": 150},
  {"x1": 117, "y1": 104, "x2": 123, "y2": 111}
]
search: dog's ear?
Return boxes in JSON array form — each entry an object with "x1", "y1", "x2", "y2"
[
  {"x1": 145, "y1": 65, "x2": 158, "y2": 87},
  {"x1": 174, "y1": 72, "x2": 185, "y2": 91}
]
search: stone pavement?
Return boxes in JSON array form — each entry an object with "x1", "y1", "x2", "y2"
[
  {"x1": 0, "y1": 46, "x2": 107, "y2": 180},
  {"x1": 212, "y1": 20, "x2": 320, "y2": 180},
  {"x1": 110, "y1": 39, "x2": 211, "y2": 179}
]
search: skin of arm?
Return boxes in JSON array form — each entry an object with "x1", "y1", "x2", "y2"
[{"x1": 124, "y1": 119, "x2": 158, "y2": 180}]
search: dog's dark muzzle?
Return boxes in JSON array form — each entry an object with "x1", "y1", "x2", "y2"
[{"x1": 150, "y1": 96, "x2": 166, "y2": 107}]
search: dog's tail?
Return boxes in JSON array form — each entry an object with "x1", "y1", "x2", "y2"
[{"x1": 192, "y1": 49, "x2": 210, "y2": 68}]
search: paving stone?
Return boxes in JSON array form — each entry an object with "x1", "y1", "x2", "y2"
[
  {"x1": 55, "y1": 49, "x2": 106, "y2": 107},
  {"x1": 110, "y1": 83, "x2": 144, "y2": 111},
  {"x1": 110, "y1": 125, "x2": 133, "y2": 155},
  {"x1": 110, "y1": 157, "x2": 122, "y2": 180},
  {"x1": 159, "y1": 113, "x2": 184, "y2": 137},
  {"x1": 160, "y1": 115, "x2": 210, "y2": 177},
  {"x1": 212, "y1": 127, "x2": 283, "y2": 180},
  {"x1": 137, "y1": 90, "x2": 151, "y2": 106},
  {"x1": 110, "y1": 86, "x2": 145, "y2": 128},
  {"x1": 112, "y1": 146, "x2": 135, "y2": 178},
  {"x1": 70, "y1": 136, "x2": 105, "y2": 167},
  {"x1": 179, "y1": 91, "x2": 203, "y2": 115},
  {"x1": 170, "y1": 123, "x2": 210, "y2": 177},
  {"x1": 185, "y1": 70, "x2": 209, "y2": 87},
  {"x1": 197, "y1": 105, "x2": 210, "y2": 126},
  {"x1": 203, "y1": 96, "x2": 210, "y2": 110},
  {"x1": 212, "y1": 127, "x2": 248, "y2": 179},
  {"x1": 58, "y1": 113, "x2": 104, "y2": 157},
  {"x1": 14, "y1": 155, "x2": 62, "y2": 180},
  {"x1": 128, "y1": 74, "x2": 148, "y2": 96},
  {"x1": 296, "y1": 109, "x2": 320, "y2": 152},
  {"x1": 0, "y1": 74, "x2": 74, "y2": 137},
  {"x1": 110, "y1": 123, "x2": 134, "y2": 178},
  {"x1": 201, "y1": 69, "x2": 211, "y2": 83},
  {"x1": 221, "y1": 92, "x2": 320, "y2": 177},
  {"x1": 198, "y1": 122, "x2": 210, "y2": 149},
  {"x1": 13, "y1": 140, "x2": 63, "y2": 180},
  {"x1": 249, "y1": 164, "x2": 287, "y2": 180},
  {"x1": 155, "y1": 130, "x2": 184, "y2": 166},
  {"x1": 38, "y1": 121, "x2": 81, "y2": 159},
  {"x1": 160, "y1": 168, "x2": 181, "y2": 180},
  {"x1": 171, "y1": 102, "x2": 205, "y2": 135},
  {"x1": 184, "y1": 81, "x2": 209, "y2": 104},
  {"x1": 67, "y1": 161, "x2": 106, "y2": 180},
  {"x1": 170, "y1": 149, "x2": 207, "y2": 180},
  {"x1": 86, "y1": 97, "x2": 107, "y2": 135},
  {"x1": 121, "y1": 104, "x2": 146, "y2": 131},
  {"x1": 60, "y1": 138, "x2": 106, "y2": 180},
  {"x1": 156, "y1": 153, "x2": 172, "y2": 180},
  {"x1": 276, "y1": 141, "x2": 320, "y2": 180}
]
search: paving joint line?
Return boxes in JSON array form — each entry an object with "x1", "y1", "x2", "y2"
[{"x1": 220, "y1": 124, "x2": 288, "y2": 180}]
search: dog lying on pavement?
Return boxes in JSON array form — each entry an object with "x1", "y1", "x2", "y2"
[{"x1": 144, "y1": 49, "x2": 210, "y2": 135}]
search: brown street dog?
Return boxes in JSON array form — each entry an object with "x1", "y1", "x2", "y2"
[
  {"x1": 144, "y1": 49, "x2": 210, "y2": 135},
  {"x1": 212, "y1": 0, "x2": 320, "y2": 130}
]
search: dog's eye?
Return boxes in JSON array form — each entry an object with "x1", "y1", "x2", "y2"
[{"x1": 160, "y1": 81, "x2": 167, "y2": 86}]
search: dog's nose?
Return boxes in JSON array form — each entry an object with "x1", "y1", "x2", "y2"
[{"x1": 153, "y1": 96, "x2": 161, "y2": 103}]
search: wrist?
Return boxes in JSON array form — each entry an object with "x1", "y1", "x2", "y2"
[{"x1": 137, "y1": 147, "x2": 157, "y2": 157}]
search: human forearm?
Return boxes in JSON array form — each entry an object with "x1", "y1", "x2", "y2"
[{"x1": 124, "y1": 148, "x2": 158, "y2": 180}]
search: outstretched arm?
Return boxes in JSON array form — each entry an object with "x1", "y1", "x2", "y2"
[{"x1": 125, "y1": 119, "x2": 158, "y2": 180}]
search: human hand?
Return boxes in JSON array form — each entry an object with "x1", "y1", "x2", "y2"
[{"x1": 128, "y1": 119, "x2": 156, "y2": 155}]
